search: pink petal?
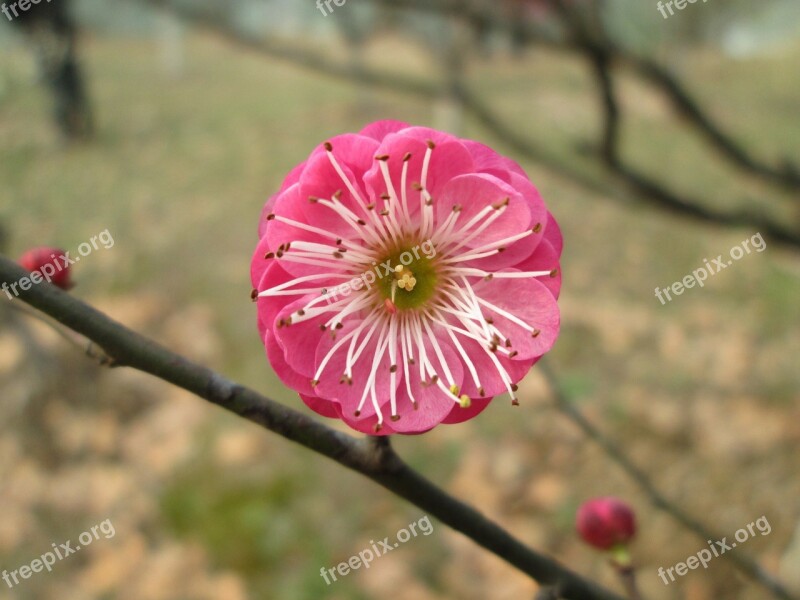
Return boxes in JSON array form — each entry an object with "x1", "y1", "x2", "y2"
[
  {"x1": 461, "y1": 139, "x2": 528, "y2": 179},
  {"x1": 440, "y1": 396, "x2": 492, "y2": 424},
  {"x1": 471, "y1": 276, "x2": 560, "y2": 360},
  {"x1": 436, "y1": 173, "x2": 531, "y2": 253},
  {"x1": 299, "y1": 393, "x2": 340, "y2": 419},
  {"x1": 515, "y1": 238, "x2": 562, "y2": 299},
  {"x1": 359, "y1": 120, "x2": 411, "y2": 141}
]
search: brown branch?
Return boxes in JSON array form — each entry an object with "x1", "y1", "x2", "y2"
[
  {"x1": 552, "y1": 0, "x2": 800, "y2": 249},
  {"x1": 538, "y1": 361, "x2": 797, "y2": 600},
  {"x1": 371, "y1": 0, "x2": 800, "y2": 191},
  {"x1": 618, "y1": 52, "x2": 800, "y2": 190},
  {"x1": 0, "y1": 255, "x2": 627, "y2": 600},
  {"x1": 137, "y1": 0, "x2": 800, "y2": 251}
]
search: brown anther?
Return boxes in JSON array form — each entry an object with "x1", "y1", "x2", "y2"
[
  {"x1": 323, "y1": 141, "x2": 333, "y2": 151},
  {"x1": 533, "y1": 222, "x2": 543, "y2": 233},
  {"x1": 379, "y1": 210, "x2": 389, "y2": 216},
  {"x1": 402, "y1": 152, "x2": 412, "y2": 162},
  {"x1": 412, "y1": 182, "x2": 423, "y2": 191},
  {"x1": 497, "y1": 247, "x2": 506, "y2": 253},
  {"x1": 483, "y1": 274, "x2": 494, "y2": 281},
  {"x1": 380, "y1": 193, "x2": 390, "y2": 200},
  {"x1": 550, "y1": 268, "x2": 559, "y2": 278},
  {"x1": 356, "y1": 219, "x2": 367, "y2": 225},
  {"x1": 319, "y1": 324, "x2": 327, "y2": 331},
  {"x1": 335, "y1": 322, "x2": 343, "y2": 330},
  {"x1": 412, "y1": 400, "x2": 419, "y2": 410},
  {"x1": 511, "y1": 398, "x2": 520, "y2": 406},
  {"x1": 310, "y1": 379, "x2": 319, "y2": 386},
  {"x1": 391, "y1": 414, "x2": 401, "y2": 422},
  {"x1": 531, "y1": 329, "x2": 541, "y2": 337},
  {"x1": 308, "y1": 196, "x2": 318, "y2": 203},
  {"x1": 478, "y1": 387, "x2": 486, "y2": 397},
  {"x1": 297, "y1": 309, "x2": 306, "y2": 316},
  {"x1": 389, "y1": 364, "x2": 398, "y2": 373},
  {"x1": 333, "y1": 251, "x2": 344, "y2": 259},
  {"x1": 485, "y1": 316, "x2": 494, "y2": 324},
  {"x1": 366, "y1": 203, "x2": 375, "y2": 210},
  {"x1": 264, "y1": 252, "x2": 275, "y2": 259},
  {"x1": 505, "y1": 338, "x2": 512, "y2": 347},
  {"x1": 452, "y1": 204, "x2": 462, "y2": 212},
  {"x1": 425, "y1": 198, "x2": 433, "y2": 206},
  {"x1": 425, "y1": 139, "x2": 436, "y2": 149},
  {"x1": 250, "y1": 288, "x2": 258, "y2": 301},
  {"x1": 430, "y1": 374, "x2": 439, "y2": 384},
  {"x1": 373, "y1": 423, "x2": 383, "y2": 432},
  {"x1": 266, "y1": 213, "x2": 276, "y2": 221},
  {"x1": 492, "y1": 197, "x2": 510, "y2": 209},
  {"x1": 354, "y1": 409, "x2": 361, "y2": 417},
  {"x1": 333, "y1": 190, "x2": 343, "y2": 200},
  {"x1": 335, "y1": 238, "x2": 342, "y2": 245},
  {"x1": 408, "y1": 357, "x2": 416, "y2": 365},
  {"x1": 375, "y1": 154, "x2": 389, "y2": 161},
  {"x1": 511, "y1": 383, "x2": 519, "y2": 392}
]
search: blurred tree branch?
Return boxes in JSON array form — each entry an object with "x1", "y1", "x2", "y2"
[
  {"x1": 374, "y1": 0, "x2": 800, "y2": 191},
  {"x1": 0, "y1": 255, "x2": 627, "y2": 600},
  {"x1": 132, "y1": 0, "x2": 800, "y2": 250},
  {"x1": 538, "y1": 361, "x2": 797, "y2": 600}
]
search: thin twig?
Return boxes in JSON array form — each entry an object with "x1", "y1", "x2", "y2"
[
  {"x1": 129, "y1": 0, "x2": 800, "y2": 251},
  {"x1": 538, "y1": 360, "x2": 796, "y2": 600},
  {"x1": 371, "y1": 0, "x2": 800, "y2": 191}
]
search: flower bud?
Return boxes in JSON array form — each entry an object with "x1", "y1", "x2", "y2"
[
  {"x1": 18, "y1": 247, "x2": 73, "y2": 290},
  {"x1": 576, "y1": 497, "x2": 636, "y2": 550}
]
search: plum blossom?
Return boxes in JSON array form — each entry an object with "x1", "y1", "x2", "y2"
[{"x1": 252, "y1": 120, "x2": 562, "y2": 435}]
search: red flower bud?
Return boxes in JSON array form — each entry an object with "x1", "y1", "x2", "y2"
[
  {"x1": 18, "y1": 247, "x2": 73, "y2": 290},
  {"x1": 576, "y1": 497, "x2": 636, "y2": 550}
]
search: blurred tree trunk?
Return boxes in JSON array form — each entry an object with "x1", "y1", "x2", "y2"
[{"x1": 11, "y1": 0, "x2": 93, "y2": 140}]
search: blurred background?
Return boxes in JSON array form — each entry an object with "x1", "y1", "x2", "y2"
[{"x1": 1, "y1": 0, "x2": 799, "y2": 598}]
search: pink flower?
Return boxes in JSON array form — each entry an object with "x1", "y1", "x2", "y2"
[
  {"x1": 19, "y1": 247, "x2": 73, "y2": 290},
  {"x1": 251, "y1": 120, "x2": 562, "y2": 435},
  {"x1": 576, "y1": 497, "x2": 637, "y2": 550}
]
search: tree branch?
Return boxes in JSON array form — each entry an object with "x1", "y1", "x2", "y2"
[
  {"x1": 553, "y1": 1, "x2": 800, "y2": 249},
  {"x1": 370, "y1": 0, "x2": 800, "y2": 191},
  {"x1": 0, "y1": 255, "x2": 626, "y2": 600},
  {"x1": 130, "y1": 0, "x2": 800, "y2": 251},
  {"x1": 538, "y1": 361, "x2": 797, "y2": 600}
]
